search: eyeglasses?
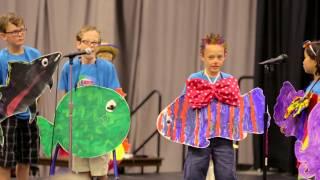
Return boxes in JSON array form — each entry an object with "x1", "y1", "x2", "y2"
[
  {"x1": 5, "y1": 28, "x2": 27, "y2": 36},
  {"x1": 81, "y1": 40, "x2": 100, "y2": 46},
  {"x1": 303, "y1": 40, "x2": 318, "y2": 56}
]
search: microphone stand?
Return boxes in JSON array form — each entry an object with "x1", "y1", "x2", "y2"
[
  {"x1": 261, "y1": 64, "x2": 273, "y2": 180},
  {"x1": 259, "y1": 56, "x2": 286, "y2": 180},
  {"x1": 65, "y1": 50, "x2": 91, "y2": 170},
  {"x1": 48, "y1": 56, "x2": 77, "y2": 174},
  {"x1": 67, "y1": 55, "x2": 77, "y2": 170},
  {"x1": 260, "y1": 62, "x2": 282, "y2": 180}
]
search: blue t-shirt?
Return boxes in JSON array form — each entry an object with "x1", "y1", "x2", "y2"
[
  {"x1": 305, "y1": 80, "x2": 320, "y2": 95},
  {"x1": 182, "y1": 70, "x2": 232, "y2": 94},
  {"x1": 58, "y1": 57, "x2": 120, "y2": 91},
  {"x1": 0, "y1": 46, "x2": 41, "y2": 120}
]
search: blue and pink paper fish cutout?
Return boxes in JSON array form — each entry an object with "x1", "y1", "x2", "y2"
[{"x1": 157, "y1": 78, "x2": 268, "y2": 148}]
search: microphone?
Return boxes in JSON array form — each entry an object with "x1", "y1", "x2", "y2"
[
  {"x1": 259, "y1": 54, "x2": 288, "y2": 65},
  {"x1": 63, "y1": 48, "x2": 93, "y2": 58}
]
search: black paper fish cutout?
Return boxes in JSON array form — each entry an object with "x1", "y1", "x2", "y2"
[{"x1": 0, "y1": 52, "x2": 62, "y2": 122}]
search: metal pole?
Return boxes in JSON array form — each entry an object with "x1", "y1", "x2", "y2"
[{"x1": 68, "y1": 57, "x2": 74, "y2": 170}]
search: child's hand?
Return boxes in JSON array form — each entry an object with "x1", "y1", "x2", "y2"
[
  {"x1": 285, "y1": 96, "x2": 310, "y2": 118},
  {"x1": 280, "y1": 127, "x2": 286, "y2": 134}
]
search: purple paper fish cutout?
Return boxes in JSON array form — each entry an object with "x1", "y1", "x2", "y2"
[
  {"x1": 273, "y1": 81, "x2": 306, "y2": 140},
  {"x1": 294, "y1": 103, "x2": 320, "y2": 179},
  {"x1": 157, "y1": 88, "x2": 267, "y2": 148},
  {"x1": 274, "y1": 81, "x2": 320, "y2": 179}
]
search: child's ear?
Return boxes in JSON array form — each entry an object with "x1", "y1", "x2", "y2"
[
  {"x1": 0, "y1": 32, "x2": 5, "y2": 41},
  {"x1": 76, "y1": 40, "x2": 82, "y2": 50},
  {"x1": 200, "y1": 54, "x2": 205, "y2": 62}
]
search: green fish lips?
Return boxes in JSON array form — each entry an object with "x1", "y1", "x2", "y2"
[{"x1": 37, "y1": 86, "x2": 130, "y2": 158}]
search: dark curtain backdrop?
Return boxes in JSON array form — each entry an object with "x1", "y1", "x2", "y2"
[{"x1": 254, "y1": 0, "x2": 320, "y2": 173}]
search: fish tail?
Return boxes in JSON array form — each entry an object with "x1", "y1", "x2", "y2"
[{"x1": 36, "y1": 116, "x2": 55, "y2": 157}]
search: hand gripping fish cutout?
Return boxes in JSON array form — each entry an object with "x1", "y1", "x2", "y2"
[
  {"x1": 157, "y1": 87, "x2": 267, "y2": 148},
  {"x1": 0, "y1": 52, "x2": 62, "y2": 122},
  {"x1": 273, "y1": 81, "x2": 307, "y2": 139},
  {"x1": 274, "y1": 81, "x2": 320, "y2": 179},
  {"x1": 37, "y1": 86, "x2": 131, "y2": 158}
]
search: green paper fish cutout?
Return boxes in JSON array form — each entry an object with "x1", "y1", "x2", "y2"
[{"x1": 37, "y1": 86, "x2": 130, "y2": 158}]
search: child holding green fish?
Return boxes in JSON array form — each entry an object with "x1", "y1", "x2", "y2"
[{"x1": 58, "y1": 25, "x2": 123, "y2": 180}]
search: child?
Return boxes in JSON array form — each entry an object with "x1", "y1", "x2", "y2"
[
  {"x1": 0, "y1": 12, "x2": 41, "y2": 180},
  {"x1": 58, "y1": 25, "x2": 121, "y2": 180},
  {"x1": 183, "y1": 33, "x2": 237, "y2": 180},
  {"x1": 273, "y1": 40, "x2": 320, "y2": 179},
  {"x1": 302, "y1": 40, "x2": 320, "y2": 94}
]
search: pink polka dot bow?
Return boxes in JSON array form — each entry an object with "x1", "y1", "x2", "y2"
[{"x1": 186, "y1": 77, "x2": 241, "y2": 109}]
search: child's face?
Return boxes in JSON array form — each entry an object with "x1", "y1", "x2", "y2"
[
  {"x1": 201, "y1": 44, "x2": 225, "y2": 76},
  {"x1": 76, "y1": 30, "x2": 100, "y2": 59},
  {"x1": 1, "y1": 22, "x2": 26, "y2": 47},
  {"x1": 303, "y1": 50, "x2": 317, "y2": 75}
]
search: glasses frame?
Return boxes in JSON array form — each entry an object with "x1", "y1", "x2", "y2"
[
  {"x1": 5, "y1": 28, "x2": 27, "y2": 36},
  {"x1": 80, "y1": 40, "x2": 100, "y2": 46}
]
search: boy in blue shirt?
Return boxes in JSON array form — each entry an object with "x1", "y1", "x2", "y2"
[
  {"x1": 59, "y1": 25, "x2": 121, "y2": 180},
  {"x1": 183, "y1": 34, "x2": 237, "y2": 180},
  {"x1": 0, "y1": 12, "x2": 41, "y2": 180}
]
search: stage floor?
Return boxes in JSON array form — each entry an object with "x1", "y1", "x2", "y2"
[
  {"x1": 27, "y1": 169, "x2": 298, "y2": 180},
  {"x1": 111, "y1": 171, "x2": 296, "y2": 180}
]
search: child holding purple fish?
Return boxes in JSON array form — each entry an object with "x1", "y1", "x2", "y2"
[
  {"x1": 183, "y1": 33, "x2": 238, "y2": 180},
  {"x1": 273, "y1": 40, "x2": 320, "y2": 179}
]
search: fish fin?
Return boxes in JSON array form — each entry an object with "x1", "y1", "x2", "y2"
[
  {"x1": 241, "y1": 88, "x2": 266, "y2": 135},
  {"x1": 48, "y1": 78, "x2": 53, "y2": 89},
  {"x1": 28, "y1": 102, "x2": 37, "y2": 123},
  {"x1": 36, "y1": 116, "x2": 55, "y2": 157}
]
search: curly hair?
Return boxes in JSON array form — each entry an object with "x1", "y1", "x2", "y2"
[{"x1": 200, "y1": 33, "x2": 227, "y2": 56}]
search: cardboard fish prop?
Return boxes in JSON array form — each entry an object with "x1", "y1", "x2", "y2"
[
  {"x1": 37, "y1": 86, "x2": 130, "y2": 158},
  {"x1": 157, "y1": 87, "x2": 267, "y2": 148},
  {"x1": 273, "y1": 81, "x2": 307, "y2": 139},
  {"x1": 0, "y1": 52, "x2": 62, "y2": 122},
  {"x1": 274, "y1": 81, "x2": 320, "y2": 179}
]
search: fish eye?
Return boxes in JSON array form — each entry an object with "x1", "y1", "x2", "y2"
[
  {"x1": 41, "y1": 58, "x2": 49, "y2": 67},
  {"x1": 106, "y1": 100, "x2": 117, "y2": 112},
  {"x1": 166, "y1": 119, "x2": 171, "y2": 124}
]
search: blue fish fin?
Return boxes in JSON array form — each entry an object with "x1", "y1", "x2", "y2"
[{"x1": 242, "y1": 88, "x2": 266, "y2": 135}]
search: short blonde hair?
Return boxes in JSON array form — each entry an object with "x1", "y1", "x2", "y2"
[
  {"x1": 0, "y1": 12, "x2": 24, "y2": 33},
  {"x1": 76, "y1": 25, "x2": 101, "y2": 42}
]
